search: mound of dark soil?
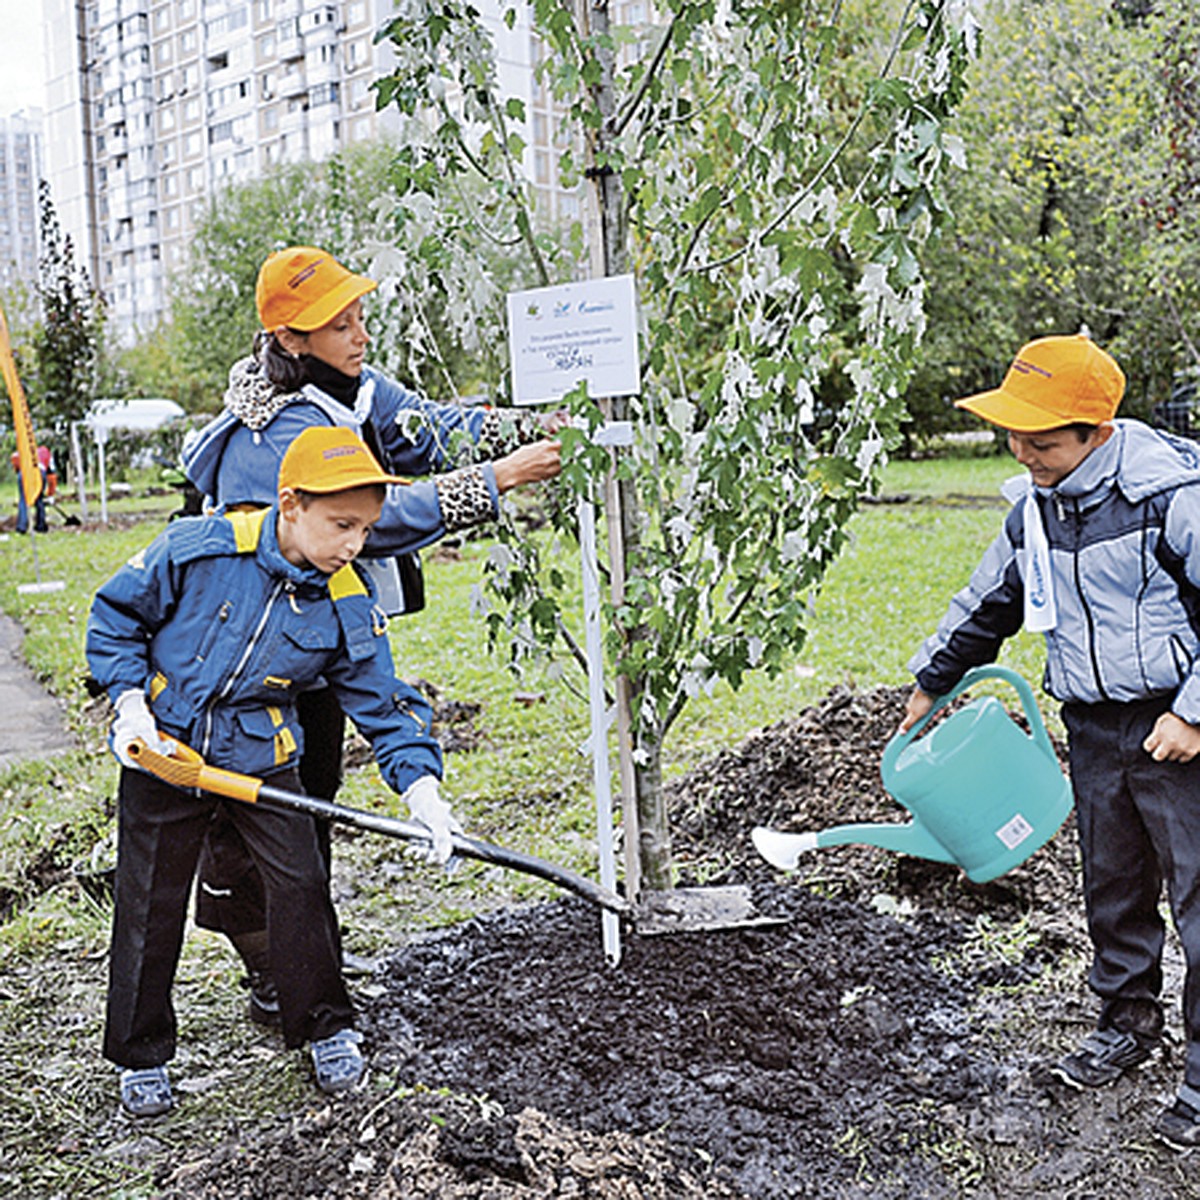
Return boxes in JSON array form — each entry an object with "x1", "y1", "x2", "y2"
[{"x1": 159, "y1": 685, "x2": 1199, "y2": 1199}]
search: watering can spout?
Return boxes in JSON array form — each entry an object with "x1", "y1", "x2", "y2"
[
  {"x1": 751, "y1": 821, "x2": 954, "y2": 870},
  {"x1": 813, "y1": 820, "x2": 957, "y2": 864}
]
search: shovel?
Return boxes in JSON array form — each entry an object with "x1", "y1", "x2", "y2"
[{"x1": 128, "y1": 739, "x2": 631, "y2": 916}]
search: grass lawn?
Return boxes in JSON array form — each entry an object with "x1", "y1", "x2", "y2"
[
  {"x1": 0, "y1": 448, "x2": 1049, "y2": 919},
  {"x1": 0, "y1": 448, "x2": 1069, "y2": 1197}
]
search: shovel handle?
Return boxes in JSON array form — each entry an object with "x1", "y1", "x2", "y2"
[{"x1": 127, "y1": 738, "x2": 630, "y2": 916}]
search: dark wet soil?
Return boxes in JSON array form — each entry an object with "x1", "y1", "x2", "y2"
[{"x1": 159, "y1": 686, "x2": 1200, "y2": 1199}]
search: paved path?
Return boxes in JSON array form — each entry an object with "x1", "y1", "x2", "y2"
[{"x1": 0, "y1": 612, "x2": 77, "y2": 771}]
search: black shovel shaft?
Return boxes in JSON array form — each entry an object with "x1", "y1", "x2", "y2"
[{"x1": 253, "y1": 779, "x2": 631, "y2": 916}]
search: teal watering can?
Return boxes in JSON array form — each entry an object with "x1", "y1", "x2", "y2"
[{"x1": 751, "y1": 665, "x2": 1073, "y2": 884}]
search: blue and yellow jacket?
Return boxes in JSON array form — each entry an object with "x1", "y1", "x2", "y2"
[{"x1": 85, "y1": 507, "x2": 442, "y2": 791}]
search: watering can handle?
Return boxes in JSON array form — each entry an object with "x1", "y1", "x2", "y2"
[{"x1": 881, "y1": 664, "x2": 1054, "y2": 781}]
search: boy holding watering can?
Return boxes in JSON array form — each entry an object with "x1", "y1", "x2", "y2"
[
  {"x1": 86, "y1": 426, "x2": 460, "y2": 1118},
  {"x1": 903, "y1": 334, "x2": 1200, "y2": 1151}
]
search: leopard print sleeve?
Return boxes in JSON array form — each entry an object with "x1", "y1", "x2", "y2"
[
  {"x1": 475, "y1": 408, "x2": 542, "y2": 458},
  {"x1": 434, "y1": 464, "x2": 498, "y2": 532}
]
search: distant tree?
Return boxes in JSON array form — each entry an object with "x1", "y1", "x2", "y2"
[
  {"x1": 159, "y1": 139, "x2": 489, "y2": 408},
  {"x1": 113, "y1": 317, "x2": 213, "y2": 413},
  {"x1": 31, "y1": 181, "x2": 106, "y2": 428},
  {"x1": 905, "y1": 0, "x2": 1200, "y2": 442}
]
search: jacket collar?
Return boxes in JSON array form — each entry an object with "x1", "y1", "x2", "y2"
[
  {"x1": 1053, "y1": 419, "x2": 1200, "y2": 506},
  {"x1": 256, "y1": 505, "x2": 336, "y2": 594}
]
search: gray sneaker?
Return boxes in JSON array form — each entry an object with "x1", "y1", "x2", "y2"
[
  {"x1": 1051, "y1": 1027, "x2": 1158, "y2": 1089},
  {"x1": 310, "y1": 1028, "x2": 365, "y2": 1094},
  {"x1": 119, "y1": 1066, "x2": 174, "y2": 1117},
  {"x1": 1155, "y1": 1086, "x2": 1200, "y2": 1152}
]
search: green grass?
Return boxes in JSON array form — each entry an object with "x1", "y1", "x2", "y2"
[
  {"x1": 0, "y1": 450, "x2": 1061, "y2": 1195},
  {"x1": 0, "y1": 448, "x2": 1050, "y2": 916}
]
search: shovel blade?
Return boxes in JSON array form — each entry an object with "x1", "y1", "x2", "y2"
[
  {"x1": 636, "y1": 885, "x2": 788, "y2": 935},
  {"x1": 751, "y1": 826, "x2": 819, "y2": 871}
]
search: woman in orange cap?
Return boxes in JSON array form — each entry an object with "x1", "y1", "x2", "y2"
[{"x1": 181, "y1": 246, "x2": 563, "y2": 1024}]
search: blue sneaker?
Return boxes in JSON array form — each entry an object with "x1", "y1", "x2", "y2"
[
  {"x1": 310, "y1": 1028, "x2": 365, "y2": 1094},
  {"x1": 119, "y1": 1066, "x2": 173, "y2": 1117}
]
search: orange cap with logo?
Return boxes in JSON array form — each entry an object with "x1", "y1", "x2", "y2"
[
  {"x1": 955, "y1": 335, "x2": 1125, "y2": 432},
  {"x1": 256, "y1": 246, "x2": 378, "y2": 332},
  {"x1": 278, "y1": 426, "x2": 409, "y2": 495}
]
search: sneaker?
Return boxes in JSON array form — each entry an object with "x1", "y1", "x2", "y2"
[
  {"x1": 119, "y1": 1066, "x2": 174, "y2": 1117},
  {"x1": 245, "y1": 971, "x2": 282, "y2": 1028},
  {"x1": 1051, "y1": 1027, "x2": 1158, "y2": 1089},
  {"x1": 1155, "y1": 1087, "x2": 1200, "y2": 1152},
  {"x1": 310, "y1": 1028, "x2": 365, "y2": 1094}
]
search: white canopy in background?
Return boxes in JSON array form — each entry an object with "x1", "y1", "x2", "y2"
[
  {"x1": 75, "y1": 398, "x2": 187, "y2": 523},
  {"x1": 86, "y1": 397, "x2": 186, "y2": 433}
]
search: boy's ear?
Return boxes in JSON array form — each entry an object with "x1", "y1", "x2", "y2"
[
  {"x1": 1094, "y1": 422, "x2": 1116, "y2": 446},
  {"x1": 279, "y1": 487, "x2": 302, "y2": 518}
]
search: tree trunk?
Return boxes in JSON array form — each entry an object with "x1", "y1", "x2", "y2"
[{"x1": 581, "y1": 0, "x2": 674, "y2": 895}]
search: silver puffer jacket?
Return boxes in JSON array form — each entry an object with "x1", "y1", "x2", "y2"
[{"x1": 910, "y1": 420, "x2": 1200, "y2": 721}]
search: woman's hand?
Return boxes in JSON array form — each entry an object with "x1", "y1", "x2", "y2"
[
  {"x1": 537, "y1": 409, "x2": 570, "y2": 435},
  {"x1": 492, "y1": 440, "x2": 562, "y2": 493}
]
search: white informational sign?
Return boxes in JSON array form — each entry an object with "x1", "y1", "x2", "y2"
[{"x1": 507, "y1": 274, "x2": 641, "y2": 406}]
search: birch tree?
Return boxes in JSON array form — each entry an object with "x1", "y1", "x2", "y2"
[{"x1": 373, "y1": 0, "x2": 979, "y2": 892}]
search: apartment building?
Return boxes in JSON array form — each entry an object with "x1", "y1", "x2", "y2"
[
  {"x1": 42, "y1": 0, "x2": 592, "y2": 344},
  {"x1": 0, "y1": 111, "x2": 44, "y2": 293}
]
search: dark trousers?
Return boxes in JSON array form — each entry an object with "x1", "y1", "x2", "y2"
[
  {"x1": 1063, "y1": 695, "x2": 1200, "y2": 1086},
  {"x1": 194, "y1": 687, "x2": 343, "y2": 938},
  {"x1": 15, "y1": 472, "x2": 48, "y2": 534},
  {"x1": 105, "y1": 765, "x2": 353, "y2": 1067}
]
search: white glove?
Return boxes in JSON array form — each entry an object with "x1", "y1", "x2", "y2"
[
  {"x1": 111, "y1": 689, "x2": 174, "y2": 768},
  {"x1": 402, "y1": 776, "x2": 462, "y2": 865}
]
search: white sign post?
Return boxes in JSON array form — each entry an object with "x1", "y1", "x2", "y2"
[{"x1": 508, "y1": 275, "x2": 641, "y2": 966}]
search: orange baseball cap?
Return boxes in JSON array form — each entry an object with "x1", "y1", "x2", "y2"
[
  {"x1": 278, "y1": 426, "x2": 409, "y2": 494},
  {"x1": 255, "y1": 246, "x2": 378, "y2": 332},
  {"x1": 955, "y1": 335, "x2": 1125, "y2": 432}
]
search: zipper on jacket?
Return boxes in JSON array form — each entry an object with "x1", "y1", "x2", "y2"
[
  {"x1": 1069, "y1": 495, "x2": 1110, "y2": 701},
  {"x1": 201, "y1": 579, "x2": 285, "y2": 759},
  {"x1": 195, "y1": 600, "x2": 232, "y2": 663}
]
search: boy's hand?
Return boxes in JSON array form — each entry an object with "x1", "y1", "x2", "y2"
[
  {"x1": 1143, "y1": 712, "x2": 1200, "y2": 763},
  {"x1": 899, "y1": 688, "x2": 935, "y2": 734},
  {"x1": 110, "y1": 689, "x2": 176, "y2": 768},
  {"x1": 403, "y1": 776, "x2": 463, "y2": 863}
]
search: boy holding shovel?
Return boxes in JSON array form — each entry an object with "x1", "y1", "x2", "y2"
[
  {"x1": 86, "y1": 425, "x2": 460, "y2": 1117},
  {"x1": 902, "y1": 334, "x2": 1200, "y2": 1150}
]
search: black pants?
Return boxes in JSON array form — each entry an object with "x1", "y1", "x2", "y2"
[
  {"x1": 1063, "y1": 695, "x2": 1200, "y2": 1087},
  {"x1": 194, "y1": 688, "x2": 343, "y2": 939},
  {"x1": 105, "y1": 764, "x2": 353, "y2": 1067}
]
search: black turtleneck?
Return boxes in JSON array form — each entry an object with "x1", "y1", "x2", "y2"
[{"x1": 301, "y1": 354, "x2": 361, "y2": 408}]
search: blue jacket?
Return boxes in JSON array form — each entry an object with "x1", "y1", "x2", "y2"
[
  {"x1": 910, "y1": 420, "x2": 1200, "y2": 722},
  {"x1": 85, "y1": 508, "x2": 442, "y2": 791},
  {"x1": 182, "y1": 363, "x2": 501, "y2": 556}
]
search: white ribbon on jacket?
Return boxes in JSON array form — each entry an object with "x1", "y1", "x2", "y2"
[{"x1": 1001, "y1": 473, "x2": 1058, "y2": 633}]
